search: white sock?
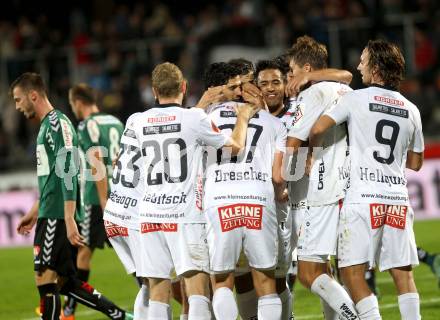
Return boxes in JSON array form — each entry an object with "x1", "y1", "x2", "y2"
[
  {"x1": 213, "y1": 287, "x2": 238, "y2": 320},
  {"x1": 180, "y1": 315, "x2": 188, "y2": 320},
  {"x1": 188, "y1": 295, "x2": 211, "y2": 320},
  {"x1": 398, "y1": 293, "x2": 421, "y2": 320},
  {"x1": 236, "y1": 289, "x2": 258, "y2": 320},
  {"x1": 257, "y1": 294, "x2": 282, "y2": 320},
  {"x1": 310, "y1": 274, "x2": 358, "y2": 320},
  {"x1": 134, "y1": 284, "x2": 149, "y2": 320},
  {"x1": 320, "y1": 298, "x2": 338, "y2": 320},
  {"x1": 279, "y1": 288, "x2": 293, "y2": 320},
  {"x1": 356, "y1": 295, "x2": 381, "y2": 320},
  {"x1": 148, "y1": 301, "x2": 171, "y2": 320}
]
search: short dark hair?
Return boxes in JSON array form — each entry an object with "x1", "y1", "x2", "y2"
[
  {"x1": 366, "y1": 39, "x2": 405, "y2": 89},
  {"x1": 286, "y1": 35, "x2": 328, "y2": 70},
  {"x1": 202, "y1": 62, "x2": 242, "y2": 89},
  {"x1": 69, "y1": 83, "x2": 97, "y2": 105},
  {"x1": 228, "y1": 58, "x2": 255, "y2": 76},
  {"x1": 255, "y1": 59, "x2": 289, "y2": 80},
  {"x1": 10, "y1": 72, "x2": 47, "y2": 96}
]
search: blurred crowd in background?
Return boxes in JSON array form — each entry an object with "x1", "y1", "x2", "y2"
[{"x1": 0, "y1": 0, "x2": 440, "y2": 171}]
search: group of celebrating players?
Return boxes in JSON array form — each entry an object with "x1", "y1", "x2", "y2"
[{"x1": 13, "y1": 35, "x2": 426, "y2": 320}]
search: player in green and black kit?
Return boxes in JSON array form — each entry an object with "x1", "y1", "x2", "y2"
[
  {"x1": 61, "y1": 83, "x2": 124, "y2": 318},
  {"x1": 14, "y1": 73, "x2": 132, "y2": 320}
]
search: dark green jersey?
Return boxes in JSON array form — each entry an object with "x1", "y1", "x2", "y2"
[
  {"x1": 77, "y1": 113, "x2": 124, "y2": 206},
  {"x1": 36, "y1": 109, "x2": 81, "y2": 220}
]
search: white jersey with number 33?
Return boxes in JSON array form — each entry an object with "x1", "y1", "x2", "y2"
[
  {"x1": 326, "y1": 85, "x2": 424, "y2": 205},
  {"x1": 104, "y1": 113, "x2": 144, "y2": 230}
]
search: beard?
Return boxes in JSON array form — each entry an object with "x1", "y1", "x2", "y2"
[{"x1": 23, "y1": 99, "x2": 36, "y2": 119}]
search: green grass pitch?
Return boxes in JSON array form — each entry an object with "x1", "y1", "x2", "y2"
[{"x1": 0, "y1": 220, "x2": 439, "y2": 319}]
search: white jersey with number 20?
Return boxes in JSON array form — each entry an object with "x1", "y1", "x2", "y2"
[{"x1": 131, "y1": 105, "x2": 229, "y2": 223}]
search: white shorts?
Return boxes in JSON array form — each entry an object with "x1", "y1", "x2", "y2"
[
  {"x1": 297, "y1": 201, "x2": 341, "y2": 261},
  {"x1": 104, "y1": 220, "x2": 141, "y2": 275},
  {"x1": 275, "y1": 202, "x2": 293, "y2": 277},
  {"x1": 338, "y1": 203, "x2": 419, "y2": 271},
  {"x1": 138, "y1": 223, "x2": 209, "y2": 279},
  {"x1": 206, "y1": 203, "x2": 278, "y2": 273}
]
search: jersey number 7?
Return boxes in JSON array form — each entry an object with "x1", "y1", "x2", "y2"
[{"x1": 216, "y1": 123, "x2": 263, "y2": 164}]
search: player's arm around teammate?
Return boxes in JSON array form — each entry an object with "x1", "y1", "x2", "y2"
[
  {"x1": 284, "y1": 37, "x2": 359, "y2": 320},
  {"x1": 310, "y1": 40, "x2": 424, "y2": 320}
]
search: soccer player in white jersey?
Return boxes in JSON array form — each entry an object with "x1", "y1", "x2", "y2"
[
  {"x1": 103, "y1": 113, "x2": 149, "y2": 319},
  {"x1": 255, "y1": 57, "x2": 354, "y2": 320},
  {"x1": 310, "y1": 39, "x2": 424, "y2": 320},
  {"x1": 131, "y1": 62, "x2": 258, "y2": 320},
  {"x1": 285, "y1": 36, "x2": 359, "y2": 320},
  {"x1": 201, "y1": 62, "x2": 287, "y2": 320}
]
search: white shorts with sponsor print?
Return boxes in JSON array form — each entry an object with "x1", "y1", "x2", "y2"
[
  {"x1": 138, "y1": 222, "x2": 209, "y2": 279},
  {"x1": 104, "y1": 220, "x2": 141, "y2": 275},
  {"x1": 338, "y1": 203, "x2": 419, "y2": 271},
  {"x1": 297, "y1": 201, "x2": 341, "y2": 261},
  {"x1": 206, "y1": 203, "x2": 278, "y2": 273}
]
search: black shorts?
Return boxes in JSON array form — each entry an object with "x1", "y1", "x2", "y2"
[
  {"x1": 79, "y1": 204, "x2": 109, "y2": 250},
  {"x1": 34, "y1": 218, "x2": 76, "y2": 277}
]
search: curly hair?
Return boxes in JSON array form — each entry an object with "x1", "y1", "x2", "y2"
[
  {"x1": 366, "y1": 39, "x2": 405, "y2": 89},
  {"x1": 286, "y1": 35, "x2": 328, "y2": 70}
]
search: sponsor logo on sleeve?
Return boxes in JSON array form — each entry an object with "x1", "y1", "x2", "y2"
[
  {"x1": 61, "y1": 119, "x2": 74, "y2": 149},
  {"x1": 370, "y1": 204, "x2": 407, "y2": 229},
  {"x1": 218, "y1": 203, "x2": 263, "y2": 232}
]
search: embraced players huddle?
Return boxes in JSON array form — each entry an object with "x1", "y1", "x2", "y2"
[{"x1": 14, "y1": 35, "x2": 424, "y2": 320}]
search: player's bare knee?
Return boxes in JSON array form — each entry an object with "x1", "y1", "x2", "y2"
[
  {"x1": 214, "y1": 272, "x2": 234, "y2": 290},
  {"x1": 35, "y1": 268, "x2": 58, "y2": 286},
  {"x1": 297, "y1": 270, "x2": 314, "y2": 289},
  {"x1": 149, "y1": 278, "x2": 171, "y2": 303},
  {"x1": 389, "y1": 266, "x2": 417, "y2": 294},
  {"x1": 184, "y1": 271, "x2": 210, "y2": 297},
  {"x1": 340, "y1": 265, "x2": 365, "y2": 288},
  {"x1": 77, "y1": 246, "x2": 93, "y2": 269},
  {"x1": 251, "y1": 268, "x2": 276, "y2": 296}
]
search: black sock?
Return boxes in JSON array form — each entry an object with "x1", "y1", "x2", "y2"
[
  {"x1": 38, "y1": 283, "x2": 61, "y2": 320},
  {"x1": 63, "y1": 269, "x2": 90, "y2": 315},
  {"x1": 60, "y1": 277, "x2": 126, "y2": 320},
  {"x1": 417, "y1": 247, "x2": 430, "y2": 263}
]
